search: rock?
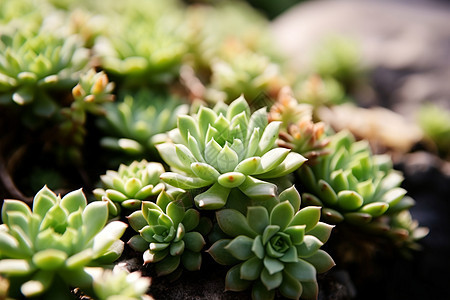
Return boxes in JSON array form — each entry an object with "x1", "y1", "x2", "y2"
[{"x1": 271, "y1": 0, "x2": 450, "y2": 117}]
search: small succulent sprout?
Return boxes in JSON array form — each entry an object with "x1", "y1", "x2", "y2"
[
  {"x1": 128, "y1": 191, "x2": 206, "y2": 276},
  {"x1": 94, "y1": 160, "x2": 166, "y2": 215},
  {"x1": 298, "y1": 130, "x2": 416, "y2": 230},
  {"x1": 387, "y1": 210, "x2": 429, "y2": 255},
  {"x1": 157, "y1": 96, "x2": 307, "y2": 210},
  {"x1": 98, "y1": 89, "x2": 189, "y2": 156},
  {"x1": 207, "y1": 187, "x2": 335, "y2": 300},
  {"x1": 0, "y1": 186, "x2": 127, "y2": 298},
  {"x1": 71, "y1": 69, "x2": 115, "y2": 114},
  {"x1": 269, "y1": 87, "x2": 330, "y2": 161},
  {"x1": 86, "y1": 264, "x2": 152, "y2": 300}
]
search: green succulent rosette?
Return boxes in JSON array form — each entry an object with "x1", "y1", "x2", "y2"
[
  {"x1": 98, "y1": 89, "x2": 189, "y2": 156},
  {"x1": 128, "y1": 191, "x2": 206, "y2": 276},
  {"x1": 86, "y1": 265, "x2": 152, "y2": 300},
  {"x1": 157, "y1": 96, "x2": 307, "y2": 210},
  {"x1": 93, "y1": 0, "x2": 187, "y2": 85},
  {"x1": 208, "y1": 49, "x2": 285, "y2": 104},
  {"x1": 0, "y1": 25, "x2": 89, "y2": 113},
  {"x1": 298, "y1": 130, "x2": 415, "y2": 229},
  {"x1": 94, "y1": 160, "x2": 166, "y2": 215},
  {"x1": 207, "y1": 186, "x2": 335, "y2": 300},
  {"x1": 0, "y1": 186, "x2": 128, "y2": 298}
]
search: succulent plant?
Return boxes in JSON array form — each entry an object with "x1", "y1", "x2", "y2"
[
  {"x1": 294, "y1": 75, "x2": 348, "y2": 109},
  {"x1": 208, "y1": 46, "x2": 286, "y2": 104},
  {"x1": 127, "y1": 191, "x2": 206, "y2": 277},
  {"x1": 93, "y1": 160, "x2": 166, "y2": 216},
  {"x1": 207, "y1": 186, "x2": 335, "y2": 300},
  {"x1": 384, "y1": 210, "x2": 430, "y2": 256},
  {"x1": 269, "y1": 87, "x2": 330, "y2": 161},
  {"x1": 157, "y1": 96, "x2": 307, "y2": 210},
  {"x1": 418, "y1": 104, "x2": 450, "y2": 160},
  {"x1": 298, "y1": 130, "x2": 416, "y2": 231},
  {"x1": 98, "y1": 89, "x2": 189, "y2": 156},
  {"x1": 86, "y1": 264, "x2": 152, "y2": 300},
  {"x1": 56, "y1": 69, "x2": 115, "y2": 163},
  {"x1": 93, "y1": 0, "x2": 187, "y2": 85},
  {"x1": 0, "y1": 186, "x2": 127, "y2": 298},
  {"x1": 0, "y1": 25, "x2": 88, "y2": 113}
]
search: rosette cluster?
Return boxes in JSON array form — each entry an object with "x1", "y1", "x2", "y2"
[
  {"x1": 98, "y1": 89, "x2": 189, "y2": 156},
  {"x1": 94, "y1": 160, "x2": 166, "y2": 215},
  {"x1": 208, "y1": 187, "x2": 335, "y2": 300},
  {"x1": 0, "y1": 25, "x2": 88, "y2": 111},
  {"x1": 157, "y1": 96, "x2": 306, "y2": 209},
  {"x1": 128, "y1": 191, "x2": 205, "y2": 276},
  {"x1": 298, "y1": 130, "x2": 415, "y2": 229},
  {"x1": 0, "y1": 186, "x2": 127, "y2": 298}
]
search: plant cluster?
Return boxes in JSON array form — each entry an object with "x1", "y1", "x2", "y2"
[{"x1": 0, "y1": 0, "x2": 429, "y2": 299}]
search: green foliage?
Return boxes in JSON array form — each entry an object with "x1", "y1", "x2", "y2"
[
  {"x1": 158, "y1": 96, "x2": 307, "y2": 209},
  {"x1": 297, "y1": 130, "x2": 426, "y2": 250},
  {"x1": 418, "y1": 104, "x2": 450, "y2": 160},
  {"x1": 0, "y1": 24, "x2": 88, "y2": 110},
  {"x1": 0, "y1": 186, "x2": 127, "y2": 298},
  {"x1": 94, "y1": 160, "x2": 166, "y2": 215},
  {"x1": 128, "y1": 191, "x2": 206, "y2": 276},
  {"x1": 86, "y1": 265, "x2": 152, "y2": 300},
  {"x1": 98, "y1": 89, "x2": 189, "y2": 157},
  {"x1": 208, "y1": 187, "x2": 334, "y2": 300}
]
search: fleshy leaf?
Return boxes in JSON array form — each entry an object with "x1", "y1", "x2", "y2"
[
  {"x1": 225, "y1": 264, "x2": 251, "y2": 292},
  {"x1": 178, "y1": 115, "x2": 200, "y2": 143},
  {"x1": 217, "y1": 144, "x2": 239, "y2": 173},
  {"x1": 181, "y1": 250, "x2": 202, "y2": 271},
  {"x1": 216, "y1": 209, "x2": 257, "y2": 238},
  {"x1": 82, "y1": 202, "x2": 108, "y2": 242},
  {"x1": 155, "y1": 255, "x2": 181, "y2": 276},
  {"x1": 207, "y1": 239, "x2": 240, "y2": 265},
  {"x1": 279, "y1": 185, "x2": 301, "y2": 212},
  {"x1": 337, "y1": 190, "x2": 364, "y2": 211},
  {"x1": 217, "y1": 172, "x2": 246, "y2": 188},
  {"x1": 254, "y1": 148, "x2": 290, "y2": 174},
  {"x1": 289, "y1": 206, "x2": 321, "y2": 231},
  {"x1": 160, "y1": 172, "x2": 212, "y2": 189},
  {"x1": 280, "y1": 270, "x2": 303, "y2": 299},
  {"x1": 306, "y1": 222, "x2": 334, "y2": 243},
  {"x1": 239, "y1": 176, "x2": 276, "y2": 199},
  {"x1": 360, "y1": 202, "x2": 389, "y2": 217},
  {"x1": 183, "y1": 232, "x2": 205, "y2": 252},
  {"x1": 247, "y1": 206, "x2": 270, "y2": 235},
  {"x1": 257, "y1": 121, "x2": 281, "y2": 155},
  {"x1": 240, "y1": 256, "x2": 263, "y2": 281},
  {"x1": 303, "y1": 249, "x2": 335, "y2": 273},
  {"x1": 234, "y1": 157, "x2": 261, "y2": 175},
  {"x1": 296, "y1": 235, "x2": 323, "y2": 258},
  {"x1": 60, "y1": 188, "x2": 86, "y2": 213},
  {"x1": 191, "y1": 162, "x2": 220, "y2": 181},
  {"x1": 194, "y1": 182, "x2": 230, "y2": 210},
  {"x1": 270, "y1": 201, "x2": 294, "y2": 231},
  {"x1": 261, "y1": 268, "x2": 282, "y2": 290},
  {"x1": 285, "y1": 259, "x2": 316, "y2": 282},
  {"x1": 32, "y1": 249, "x2": 67, "y2": 270},
  {"x1": 225, "y1": 236, "x2": 254, "y2": 260},
  {"x1": 263, "y1": 256, "x2": 284, "y2": 275}
]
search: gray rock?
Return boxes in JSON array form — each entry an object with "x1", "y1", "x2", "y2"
[{"x1": 271, "y1": 0, "x2": 450, "y2": 117}]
